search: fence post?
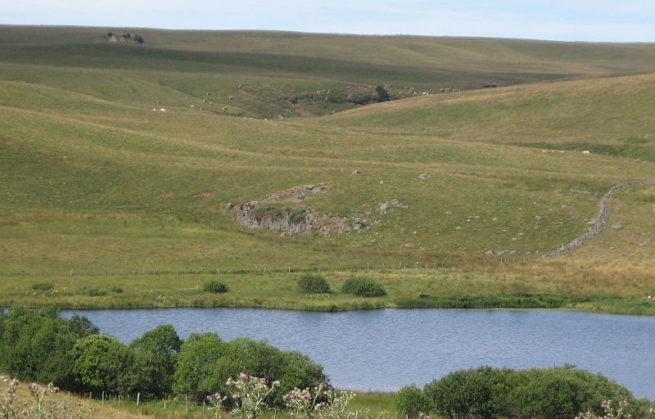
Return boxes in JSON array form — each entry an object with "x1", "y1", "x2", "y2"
[{"x1": 137, "y1": 392, "x2": 140, "y2": 407}]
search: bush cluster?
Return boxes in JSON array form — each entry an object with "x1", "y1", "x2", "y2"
[
  {"x1": 298, "y1": 274, "x2": 331, "y2": 294},
  {"x1": 203, "y1": 279, "x2": 229, "y2": 294},
  {"x1": 0, "y1": 307, "x2": 325, "y2": 403},
  {"x1": 341, "y1": 277, "x2": 386, "y2": 297},
  {"x1": 396, "y1": 366, "x2": 633, "y2": 419}
]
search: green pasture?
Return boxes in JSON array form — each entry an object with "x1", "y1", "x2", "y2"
[{"x1": 1, "y1": 26, "x2": 654, "y2": 312}]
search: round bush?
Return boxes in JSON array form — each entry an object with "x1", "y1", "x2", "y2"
[
  {"x1": 424, "y1": 366, "x2": 506, "y2": 419},
  {"x1": 341, "y1": 277, "x2": 386, "y2": 297},
  {"x1": 298, "y1": 274, "x2": 331, "y2": 294},
  {"x1": 395, "y1": 385, "x2": 432, "y2": 417},
  {"x1": 203, "y1": 279, "x2": 229, "y2": 294}
]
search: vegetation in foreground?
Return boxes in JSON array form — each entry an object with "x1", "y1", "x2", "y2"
[{"x1": 2, "y1": 307, "x2": 655, "y2": 418}]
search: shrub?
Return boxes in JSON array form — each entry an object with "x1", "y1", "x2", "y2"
[
  {"x1": 497, "y1": 367, "x2": 631, "y2": 419},
  {"x1": 424, "y1": 366, "x2": 508, "y2": 419},
  {"x1": 421, "y1": 366, "x2": 632, "y2": 419},
  {"x1": 109, "y1": 285, "x2": 123, "y2": 294},
  {"x1": 375, "y1": 85, "x2": 391, "y2": 102},
  {"x1": 298, "y1": 274, "x2": 331, "y2": 294},
  {"x1": 210, "y1": 338, "x2": 326, "y2": 407},
  {"x1": 31, "y1": 282, "x2": 54, "y2": 292},
  {"x1": 289, "y1": 207, "x2": 309, "y2": 224},
  {"x1": 395, "y1": 385, "x2": 432, "y2": 417},
  {"x1": 341, "y1": 277, "x2": 386, "y2": 297},
  {"x1": 203, "y1": 279, "x2": 229, "y2": 294}
]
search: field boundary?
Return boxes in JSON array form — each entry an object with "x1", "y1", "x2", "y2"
[{"x1": 543, "y1": 177, "x2": 655, "y2": 258}]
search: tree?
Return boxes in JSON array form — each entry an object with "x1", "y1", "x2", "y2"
[
  {"x1": 130, "y1": 325, "x2": 181, "y2": 398},
  {"x1": 375, "y1": 85, "x2": 391, "y2": 102},
  {"x1": 172, "y1": 333, "x2": 226, "y2": 401},
  {"x1": 71, "y1": 334, "x2": 137, "y2": 395},
  {"x1": 0, "y1": 307, "x2": 97, "y2": 389}
]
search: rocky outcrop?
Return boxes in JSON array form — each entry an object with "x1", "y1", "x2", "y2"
[
  {"x1": 543, "y1": 177, "x2": 655, "y2": 258},
  {"x1": 230, "y1": 184, "x2": 357, "y2": 236}
]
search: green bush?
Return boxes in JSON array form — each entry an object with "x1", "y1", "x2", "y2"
[
  {"x1": 424, "y1": 366, "x2": 507, "y2": 419},
  {"x1": 109, "y1": 285, "x2": 123, "y2": 294},
  {"x1": 341, "y1": 277, "x2": 386, "y2": 297},
  {"x1": 203, "y1": 279, "x2": 229, "y2": 294},
  {"x1": 421, "y1": 366, "x2": 631, "y2": 419},
  {"x1": 496, "y1": 367, "x2": 631, "y2": 419},
  {"x1": 31, "y1": 282, "x2": 54, "y2": 292},
  {"x1": 298, "y1": 274, "x2": 331, "y2": 294},
  {"x1": 209, "y1": 338, "x2": 326, "y2": 407},
  {"x1": 395, "y1": 385, "x2": 432, "y2": 417},
  {"x1": 173, "y1": 334, "x2": 325, "y2": 405}
]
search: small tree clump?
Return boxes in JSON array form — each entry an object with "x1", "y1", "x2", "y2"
[
  {"x1": 203, "y1": 279, "x2": 229, "y2": 294},
  {"x1": 298, "y1": 274, "x2": 331, "y2": 294},
  {"x1": 341, "y1": 277, "x2": 386, "y2": 297}
]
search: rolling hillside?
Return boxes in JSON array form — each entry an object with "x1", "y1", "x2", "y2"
[{"x1": 1, "y1": 26, "x2": 654, "y2": 310}]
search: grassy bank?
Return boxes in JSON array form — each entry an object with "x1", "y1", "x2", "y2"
[{"x1": 3, "y1": 260, "x2": 655, "y2": 315}]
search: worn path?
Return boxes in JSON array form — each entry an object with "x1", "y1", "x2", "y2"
[{"x1": 543, "y1": 177, "x2": 655, "y2": 258}]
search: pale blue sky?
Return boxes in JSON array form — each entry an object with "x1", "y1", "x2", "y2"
[{"x1": 4, "y1": 0, "x2": 655, "y2": 42}]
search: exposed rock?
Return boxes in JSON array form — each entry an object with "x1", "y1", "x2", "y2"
[
  {"x1": 419, "y1": 174, "x2": 431, "y2": 180},
  {"x1": 352, "y1": 169, "x2": 361, "y2": 175},
  {"x1": 404, "y1": 243, "x2": 416, "y2": 248},
  {"x1": 379, "y1": 199, "x2": 408, "y2": 214},
  {"x1": 611, "y1": 224, "x2": 624, "y2": 230},
  {"x1": 231, "y1": 184, "x2": 355, "y2": 236}
]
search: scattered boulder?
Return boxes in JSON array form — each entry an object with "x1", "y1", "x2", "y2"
[
  {"x1": 418, "y1": 174, "x2": 431, "y2": 180},
  {"x1": 352, "y1": 169, "x2": 361, "y2": 175},
  {"x1": 611, "y1": 224, "x2": 624, "y2": 230},
  {"x1": 378, "y1": 199, "x2": 408, "y2": 214}
]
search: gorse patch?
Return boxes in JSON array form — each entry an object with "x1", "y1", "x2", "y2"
[{"x1": 341, "y1": 277, "x2": 386, "y2": 297}]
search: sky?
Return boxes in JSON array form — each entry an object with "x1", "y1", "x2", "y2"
[{"x1": 3, "y1": 0, "x2": 655, "y2": 42}]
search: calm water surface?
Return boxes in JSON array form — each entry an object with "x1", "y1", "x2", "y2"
[{"x1": 62, "y1": 308, "x2": 655, "y2": 398}]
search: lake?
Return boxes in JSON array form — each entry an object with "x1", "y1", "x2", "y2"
[{"x1": 62, "y1": 308, "x2": 655, "y2": 398}]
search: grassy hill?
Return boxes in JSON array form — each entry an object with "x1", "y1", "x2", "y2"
[{"x1": 1, "y1": 26, "x2": 654, "y2": 312}]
